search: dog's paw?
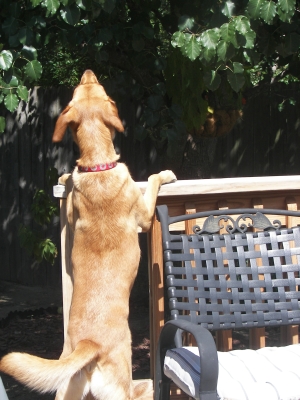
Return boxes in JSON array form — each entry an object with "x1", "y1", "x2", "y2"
[
  {"x1": 159, "y1": 170, "x2": 177, "y2": 185},
  {"x1": 133, "y1": 380, "x2": 153, "y2": 400},
  {"x1": 58, "y1": 173, "x2": 72, "y2": 185}
]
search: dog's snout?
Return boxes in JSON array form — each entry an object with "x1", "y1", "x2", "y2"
[{"x1": 80, "y1": 70, "x2": 99, "y2": 85}]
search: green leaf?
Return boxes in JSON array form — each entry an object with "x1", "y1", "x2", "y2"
[
  {"x1": 260, "y1": 1, "x2": 276, "y2": 24},
  {"x1": 0, "y1": 117, "x2": 5, "y2": 133},
  {"x1": 278, "y1": 0, "x2": 295, "y2": 13},
  {"x1": 153, "y1": 83, "x2": 166, "y2": 96},
  {"x1": 102, "y1": 0, "x2": 116, "y2": 13},
  {"x1": 247, "y1": 0, "x2": 265, "y2": 18},
  {"x1": 222, "y1": 0, "x2": 235, "y2": 17},
  {"x1": 200, "y1": 28, "x2": 220, "y2": 50},
  {"x1": 4, "y1": 93, "x2": 19, "y2": 112},
  {"x1": 277, "y1": 4, "x2": 295, "y2": 22},
  {"x1": 42, "y1": 0, "x2": 60, "y2": 15},
  {"x1": 2, "y1": 17, "x2": 19, "y2": 36},
  {"x1": 143, "y1": 108, "x2": 160, "y2": 127},
  {"x1": 60, "y1": 5, "x2": 81, "y2": 25},
  {"x1": 17, "y1": 86, "x2": 29, "y2": 101},
  {"x1": 171, "y1": 31, "x2": 186, "y2": 48},
  {"x1": 184, "y1": 36, "x2": 201, "y2": 61},
  {"x1": 76, "y1": 0, "x2": 91, "y2": 10},
  {"x1": 154, "y1": 57, "x2": 166, "y2": 70},
  {"x1": 285, "y1": 33, "x2": 300, "y2": 53},
  {"x1": 178, "y1": 15, "x2": 195, "y2": 31},
  {"x1": 141, "y1": 26, "x2": 154, "y2": 40},
  {"x1": 18, "y1": 28, "x2": 34, "y2": 45},
  {"x1": 217, "y1": 40, "x2": 228, "y2": 61},
  {"x1": 178, "y1": 34, "x2": 192, "y2": 54},
  {"x1": 203, "y1": 70, "x2": 221, "y2": 91},
  {"x1": 0, "y1": 51, "x2": 13, "y2": 71},
  {"x1": 30, "y1": 0, "x2": 43, "y2": 6},
  {"x1": 30, "y1": 15, "x2": 47, "y2": 28},
  {"x1": 235, "y1": 16, "x2": 251, "y2": 35},
  {"x1": 147, "y1": 95, "x2": 164, "y2": 111},
  {"x1": 220, "y1": 22, "x2": 237, "y2": 47},
  {"x1": 132, "y1": 21, "x2": 154, "y2": 39},
  {"x1": 232, "y1": 62, "x2": 244, "y2": 73},
  {"x1": 0, "y1": 79, "x2": 10, "y2": 95},
  {"x1": 21, "y1": 46, "x2": 38, "y2": 61},
  {"x1": 199, "y1": 47, "x2": 216, "y2": 63},
  {"x1": 244, "y1": 49, "x2": 260, "y2": 65},
  {"x1": 11, "y1": 67, "x2": 23, "y2": 82},
  {"x1": 278, "y1": 101, "x2": 285, "y2": 112},
  {"x1": 227, "y1": 70, "x2": 245, "y2": 92},
  {"x1": 9, "y1": 34, "x2": 20, "y2": 48},
  {"x1": 244, "y1": 30, "x2": 256, "y2": 48},
  {"x1": 96, "y1": 28, "x2": 113, "y2": 43},
  {"x1": 8, "y1": 75, "x2": 18, "y2": 87},
  {"x1": 217, "y1": 40, "x2": 235, "y2": 61},
  {"x1": 24, "y1": 60, "x2": 42, "y2": 82},
  {"x1": 39, "y1": 238, "x2": 57, "y2": 265}
]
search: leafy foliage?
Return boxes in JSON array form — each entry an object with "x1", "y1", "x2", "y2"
[
  {"x1": 0, "y1": 0, "x2": 299, "y2": 148},
  {"x1": 19, "y1": 225, "x2": 58, "y2": 265},
  {"x1": 18, "y1": 168, "x2": 59, "y2": 266},
  {"x1": 1, "y1": 0, "x2": 299, "y2": 270}
]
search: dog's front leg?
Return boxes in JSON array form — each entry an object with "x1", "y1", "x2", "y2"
[
  {"x1": 58, "y1": 174, "x2": 77, "y2": 231},
  {"x1": 137, "y1": 170, "x2": 176, "y2": 231},
  {"x1": 66, "y1": 191, "x2": 76, "y2": 231}
]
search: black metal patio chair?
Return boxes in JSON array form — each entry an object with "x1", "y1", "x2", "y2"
[{"x1": 155, "y1": 205, "x2": 300, "y2": 400}]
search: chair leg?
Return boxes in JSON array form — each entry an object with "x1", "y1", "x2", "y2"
[
  {"x1": 160, "y1": 380, "x2": 171, "y2": 400},
  {"x1": 154, "y1": 378, "x2": 171, "y2": 400}
]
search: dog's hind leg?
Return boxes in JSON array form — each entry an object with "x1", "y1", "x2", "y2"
[
  {"x1": 90, "y1": 365, "x2": 132, "y2": 400},
  {"x1": 55, "y1": 372, "x2": 90, "y2": 400}
]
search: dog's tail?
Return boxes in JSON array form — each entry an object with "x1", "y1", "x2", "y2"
[{"x1": 0, "y1": 339, "x2": 99, "y2": 393}]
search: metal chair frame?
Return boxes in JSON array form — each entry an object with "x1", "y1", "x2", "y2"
[{"x1": 155, "y1": 205, "x2": 300, "y2": 400}]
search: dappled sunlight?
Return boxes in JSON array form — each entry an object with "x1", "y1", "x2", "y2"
[
  {"x1": 0, "y1": 295, "x2": 12, "y2": 304},
  {"x1": 132, "y1": 337, "x2": 150, "y2": 374},
  {"x1": 2, "y1": 199, "x2": 18, "y2": 233}
]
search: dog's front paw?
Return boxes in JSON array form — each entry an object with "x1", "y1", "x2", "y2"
[
  {"x1": 159, "y1": 170, "x2": 177, "y2": 185},
  {"x1": 58, "y1": 173, "x2": 72, "y2": 185}
]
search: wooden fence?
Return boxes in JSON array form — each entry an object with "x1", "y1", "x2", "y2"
[{"x1": 1, "y1": 83, "x2": 300, "y2": 287}]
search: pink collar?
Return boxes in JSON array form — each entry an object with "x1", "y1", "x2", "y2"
[{"x1": 78, "y1": 162, "x2": 117, "y2": 172}]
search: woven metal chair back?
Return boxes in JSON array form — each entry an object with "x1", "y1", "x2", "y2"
[{"x1": 156, "y1": 205, "x2": 300, "y2": 331}]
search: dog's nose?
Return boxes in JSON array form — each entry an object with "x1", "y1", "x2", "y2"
[{"x1": 80, "y1": 70, "x2": 99, "y2": 85}]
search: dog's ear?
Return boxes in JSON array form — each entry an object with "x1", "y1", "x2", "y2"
[
  {"x1": 52, "y1": 105, "x2": 72, "y2": 142},
  {"x1": 104, "y1": 99, "x2": 125, "y2": 133}
]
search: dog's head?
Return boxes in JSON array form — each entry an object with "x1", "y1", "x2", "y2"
[{"x1": 52, "y1": 70, "x2": 124, "y2": 143}]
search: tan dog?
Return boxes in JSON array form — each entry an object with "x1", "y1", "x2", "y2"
[{"x1": 0, "y1": 70, "x2": 176, "y2": 399}]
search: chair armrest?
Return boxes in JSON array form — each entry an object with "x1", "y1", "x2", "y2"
[{"x1": 155, "y1": 319, "x2": 218, "y2": 400}]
